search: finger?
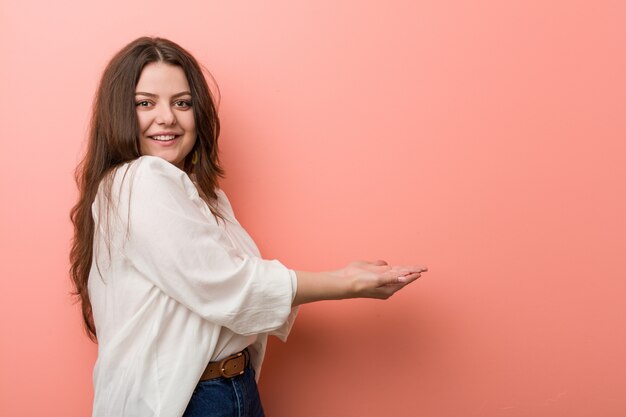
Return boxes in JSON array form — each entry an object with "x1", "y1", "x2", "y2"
[
  {"x1": 377, "y1": 272, "x2": 402, "y2": 286},
  {"x1": 372, "y1": 259, "x2": 388, "y2": 266},
  {"x1": 397, "y1": 265, "x2": 428, "y2": 274},
  {"x1": 388, "y1": 265, "x2": 418, "y2": 276},
  {"x1": 378, "y1": 271, "x2": 420, "y2": 286},
  {"x1": 397, "y1": 272, "x2": 422, "y2": 283},
  {"x1": 377, "y1": 280, "x2": 413, "y2": 298},
  {"x1": 380, "y1": 273, "x2": 421, "y2": 294},
  {"x1": 373, "y1": 272, "x2": 422, "y2": 299},
  {"x1": 400, "y1": 272, "x2": 421, "y2": 283}
]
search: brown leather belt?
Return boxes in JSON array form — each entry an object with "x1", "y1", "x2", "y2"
[{"x1": 200, "y1": 349, "x2": 250, "y2": 381}]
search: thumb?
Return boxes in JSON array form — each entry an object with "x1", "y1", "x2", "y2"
[{"x1": 372, "y1": 259, "x2": 388, "y2": 266}]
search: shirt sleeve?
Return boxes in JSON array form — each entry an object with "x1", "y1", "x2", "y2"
[
  {"x1": 118, "y1": 156, "x2": 295, "y2": 336},
  {"x1": 267, "y1": 269, "x2": 299, "y2": 342}
]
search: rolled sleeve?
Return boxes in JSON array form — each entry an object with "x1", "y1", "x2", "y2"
[{"x1": 268, "y1": 269, "x2": 299, "y2": 342}]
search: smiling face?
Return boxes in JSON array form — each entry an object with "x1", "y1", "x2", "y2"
[{"x1": 135, "y1": 62, "x2": 196, "y2": 169}]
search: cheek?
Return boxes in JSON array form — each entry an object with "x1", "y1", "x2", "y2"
[
  {"x1": 136, "y1": 113, "x2": 151, "y2": 133},
  {"x1": 180, "y1": 113, "x2": 196, "y2": 132}
]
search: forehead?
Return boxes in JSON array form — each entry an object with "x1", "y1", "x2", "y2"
[{"x1": 136, "y1": 62, "x2": 190, "y2": 94}]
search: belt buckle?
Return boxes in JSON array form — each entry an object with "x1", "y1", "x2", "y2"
[{"x1": 219, "y1": 352, "x2": 245, "y2": 378}]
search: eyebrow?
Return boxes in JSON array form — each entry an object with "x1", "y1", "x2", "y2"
[{"x1": 135, "y1": 91, "x2": 192, "y2": 98}]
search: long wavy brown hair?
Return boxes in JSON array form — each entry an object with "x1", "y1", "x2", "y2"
[{"x1": 69, "y1": 37, "x2": 225, "y2": 342}]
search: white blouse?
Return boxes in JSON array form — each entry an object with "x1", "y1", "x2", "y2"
[{"x1": 88, "y1": 155, "x2": 298, "y2": 417}]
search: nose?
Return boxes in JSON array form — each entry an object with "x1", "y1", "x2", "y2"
[{"x1": 155, "y1": 104, "x2": 177, "y2": 126}]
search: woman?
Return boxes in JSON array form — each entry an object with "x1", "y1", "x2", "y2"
[{"x1": 69, "y1": 36, "x2": 427, "y2": 417}]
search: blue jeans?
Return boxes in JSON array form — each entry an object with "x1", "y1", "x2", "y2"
[{"x1": 182, "y1": 361, "x2": 265, "y2": 417}]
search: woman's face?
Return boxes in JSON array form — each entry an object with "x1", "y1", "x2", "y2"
[{"x1": 135, "y1": 62, "x2": 196, "y2": 169}]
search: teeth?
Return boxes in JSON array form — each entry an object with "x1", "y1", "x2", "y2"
[{"x1": 152, "y1": 135, "x2": 177, "y2": 141}]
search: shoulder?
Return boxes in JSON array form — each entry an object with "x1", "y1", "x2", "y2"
[
  {"x1": 212, "y1": 187, "x2": 239, "y2": 221},
  {"x1": 113, "y1": 156, "x2": 199, "y2": 199},
  {"x1": 133, "y1": 155, "x2": 190, "y2": 184}
]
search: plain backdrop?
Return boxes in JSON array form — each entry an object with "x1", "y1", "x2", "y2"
[{"x1": 1, "y1": 1, "x2": 625, "y2": 416}]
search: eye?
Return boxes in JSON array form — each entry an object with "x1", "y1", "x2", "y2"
[
  {"x1": 174, "y1": 100, "x2": 192, "y2": 108},
  {"x1": 136, "y1": 100, "x2": 151, "y2": 107}
]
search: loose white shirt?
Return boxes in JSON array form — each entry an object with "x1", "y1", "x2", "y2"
[{"x1": 88, "y1": 155, "x2": 298, "y2": 417}]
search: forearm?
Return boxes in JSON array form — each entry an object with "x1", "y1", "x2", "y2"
[
  {"x1": 292, "y1": 270, "x2": 350, "y2": 306},
  {"x1": 291, "y1": 261, "x2": 427, "y2": 306}
]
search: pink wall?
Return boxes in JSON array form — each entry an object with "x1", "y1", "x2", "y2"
[{"x1": 1, "y1": 1, "x2": 625, "y2": 416}]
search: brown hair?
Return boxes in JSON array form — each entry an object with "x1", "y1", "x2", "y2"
[{"x1": 69, "y1": 36, "x2": 225, "y2": 341}]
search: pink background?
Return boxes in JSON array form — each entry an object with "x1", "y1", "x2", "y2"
[{"x1": 1, "y1": 1, "x2": 625, "y2": 416}]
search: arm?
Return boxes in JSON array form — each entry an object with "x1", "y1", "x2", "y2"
[
  {"x1": 121, "y1": 156, "x2": 295, "y2": 336},
  {"x1": 292, "y1": 260, "x2": 428, "y2": 306}
]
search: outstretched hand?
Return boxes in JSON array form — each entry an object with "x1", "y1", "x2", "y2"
[
  {"x1": 329, "y1": 260, "x2": 427, "y2": 300},
  {"x1": 293, "y1": 260, "x2": 428, "y2": 306}
]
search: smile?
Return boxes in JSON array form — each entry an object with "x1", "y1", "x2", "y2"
[{"x1": 150, "y1": 135, "x2": 180, "y2": 142}]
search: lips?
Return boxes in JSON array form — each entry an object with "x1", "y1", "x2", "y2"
[{"x1": 149, "y1": 135, "x2": 180, "y2": 142}]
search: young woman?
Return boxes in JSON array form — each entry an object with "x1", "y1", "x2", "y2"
[{"x1": 69, "y1": 36, "x2": 427, "y2": 417}]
